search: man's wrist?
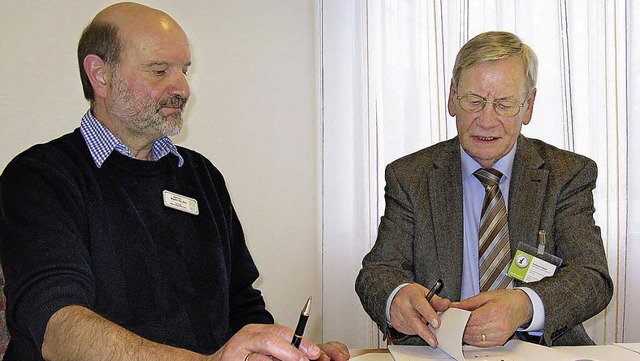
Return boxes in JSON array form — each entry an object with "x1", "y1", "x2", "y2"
[{"x1": 386, "y1": 283, "x2": 410, "y2": 325}]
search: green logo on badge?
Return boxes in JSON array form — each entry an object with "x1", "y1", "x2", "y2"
[{"x1": 508, "y1": 250, "x2": 531, "y2": 281}]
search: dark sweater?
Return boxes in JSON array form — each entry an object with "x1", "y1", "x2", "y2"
[{"x1": 0, "y1": 129, "x2": 273, "y2": 360}]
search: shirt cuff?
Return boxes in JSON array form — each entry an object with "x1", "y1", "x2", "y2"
[
  {"x1": 386, "y1": 283, "x2": 410, "y2": 325},
  {"x1": 516, "y1": 286, "x2": 545, "y2": 332}
]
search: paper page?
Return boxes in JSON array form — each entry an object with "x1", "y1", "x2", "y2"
[
  {"x1": 428, "y1": 308, "x2": 471, "y2": 361},
  {"x1": 389, "y1": 338, "x2": 584, "y2": 361},
  {"x1": 463, "y1": 344, "x2": 527, "y2": 361},
  {"x1": 389, "y1": 308, "x2": 470, "y2": 361},
  {"x1": 614, "y1": 343, "x2": 640, "y2": 355},
  {"x1": 389, "y1": 344, "x2": 527, "y2": 361},
  {"x1": 387, "y1": 312, "x2": 640, "y2": 361},
  {"x1": 554, "y1": 344, "x2": 640, "y2": 361},
  {"x1": 507, "y1": 340, "x2": 640, "y2": 361},
  {"x1": 504, "y1": 339, "x2": 575, "y2": 361},
  {"x1": 389, "y1": 344, "x2": 455, "y2": 360}
]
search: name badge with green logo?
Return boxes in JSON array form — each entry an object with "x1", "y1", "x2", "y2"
[{"x1": 508, "y1": 232, "x2": 562, "y2": 282}]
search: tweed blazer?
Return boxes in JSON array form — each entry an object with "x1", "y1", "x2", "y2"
[{"x1": 355, "y1": 135, "x2": 613, "y2": 346}]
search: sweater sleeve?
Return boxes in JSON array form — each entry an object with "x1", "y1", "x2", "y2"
[
  {"x1": 0, "y1": 149, "x2": 96, "y2": 351},
  {"x1": 195, "y1": 153, "x2": 274, "y2": 332},
  {"x1": 227, "y1": 205, "x2": 274, "y2": 331}
]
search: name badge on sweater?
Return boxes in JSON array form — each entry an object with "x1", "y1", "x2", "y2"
[{"x1": 163, "y1": 190, "x2": 199, "y2": 215}]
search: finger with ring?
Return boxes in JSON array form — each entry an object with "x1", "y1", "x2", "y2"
[{"x1": 244, "y1": 353, "x2": 253, "y2": 361}]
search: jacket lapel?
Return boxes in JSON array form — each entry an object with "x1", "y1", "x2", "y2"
[
  {"x1": 509, "y1": 136, "x2": 548, "y2": 250},
  {"x1": 428, "y1": 139, "x2": 464, "y2": 300}
]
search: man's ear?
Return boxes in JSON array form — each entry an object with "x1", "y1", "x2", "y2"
[
  {"x1": 447, "y1": 80, "x2": 457, "y2": 117},
  {"x1": 83, "y1": 54, "x2": 109, "y2": 99},
  {"x1": 522, "y1": 87, "x2": 537, "y2": 125}
]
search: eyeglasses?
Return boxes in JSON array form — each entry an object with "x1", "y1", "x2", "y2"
[{"x1": 455, "y1": 91, "x2": 529, "y2": 117}]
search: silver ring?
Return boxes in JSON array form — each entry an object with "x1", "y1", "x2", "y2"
[
  {"x1": 481, "y1": 334, "x2": 486, "y2": 342},
  {"x1": 244, "y1": 353, "x2": 252, "y2": 361}
]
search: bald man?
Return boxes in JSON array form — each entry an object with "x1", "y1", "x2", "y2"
[{"x1": 0, "y1": 3, "x2": 348, "y2": 361}]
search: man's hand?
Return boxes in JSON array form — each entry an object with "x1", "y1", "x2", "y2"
[
  {"x1": 451, "y1": 289, "x2": 533, "y2": 347},
  {"x1": 389, "y1": 283, "x2": 451, "y2": 348},
  {"x1": 318, "y1": 341, "x2": 350, "y2": 361},
  {"x1": 212, "y1": 324, "x2": 349, "y2": 361},
  {"x1": 43, "y1": 306, "x2": 347, "y2": 361}
]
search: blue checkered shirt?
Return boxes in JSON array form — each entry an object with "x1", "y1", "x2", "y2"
[{"x1": 79, "y1": 110, "x2": 184, "y2": 168}]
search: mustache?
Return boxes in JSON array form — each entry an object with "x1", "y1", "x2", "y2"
[{"x1": 159, "y1": 95, "x2": 188, "y2": 110}]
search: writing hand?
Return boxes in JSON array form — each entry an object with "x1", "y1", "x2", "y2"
[
  {"x1": 211, "y1": 324, "x2": 322, "y2": 361},
  {"x1": 389, "y1": 283, "x2": 450, "y2": 348}
]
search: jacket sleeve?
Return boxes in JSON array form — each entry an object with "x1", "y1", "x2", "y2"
[
  {"x1": 525, "y1": 157, "x2": 612, "y2": 345},
  {"x1": 355, "y1": 163, "x2": 419, "y2": 340}
]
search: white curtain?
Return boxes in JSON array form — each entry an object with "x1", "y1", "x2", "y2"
[
  {"x1": 321, "y1": 0, "x2": 633, "y2": 348},
  {"x1": 625, "y1": 0, "x2": 639, "y2": 342}
]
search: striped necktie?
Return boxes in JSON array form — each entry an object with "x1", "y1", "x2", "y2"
[{"x1": 474, "y1": 168, "x2": 514, "y2": 292}]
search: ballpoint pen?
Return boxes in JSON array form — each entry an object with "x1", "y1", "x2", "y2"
[
  {"x1": 425, "y1": 279, "x2": 443, "y2": 302},
  {"x1": 291, "y1": 297, "x2": 312, "y2": 348}
]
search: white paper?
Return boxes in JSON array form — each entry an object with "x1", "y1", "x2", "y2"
[
  {"x1": 389, "y1": 308, "x2": 471, "y2": 361},
  {"x1": 389, "y1": 342, "x2": 528, "y2": 361},
  {"x1": 503, "y1": 339, "x2": 575, "y2": 361},
  {"x1": 524, "y1": 256, "x2": 557, "y2": 282},
  {"x1": 614, "y1": 343, "x2": 640, "y2": 355},
  {"x1": 388, "y1": 344, "x2": 455, "y2": 360},
  {"x1": 386, "y1": 307, "x2": 640, "y2": 361},
  {"x1": 389, "y1": 340, "x2": 640, "y2": 361},
  {"x1": 554, "y1": 344, "x2": 640, "y2": 360},
  {"x1": 429, "y1": 308, "x2": 470, "y2": 361},
  {"x1": 463, "y1": 344, "x2": 527, "y2": 361}
]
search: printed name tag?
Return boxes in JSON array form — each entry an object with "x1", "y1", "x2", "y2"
[
  {"x1": 508, "y1": 241, "x2": 562, "y2": 282},
  {"x1": 508, "y1": 250, "x2": 557, "y2": 282},
  {"x1": 163, "y1": 190, "x2": 199, "y2": 215}
]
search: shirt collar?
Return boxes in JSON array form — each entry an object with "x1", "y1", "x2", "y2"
[
  {"x1": 79, "y1": 110, "x2": 184, "y2": 168},
  {"x1": 461, "y1": 141, "x2": 517, "y2": 182}
]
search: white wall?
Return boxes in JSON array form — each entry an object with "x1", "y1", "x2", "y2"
[{"x1": 0, "y1": 0, "x2": 325, "y2": 344}]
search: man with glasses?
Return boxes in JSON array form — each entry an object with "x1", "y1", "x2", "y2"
[{"x1": 356, "y1": 31, "x2": 612, "y2": 348}]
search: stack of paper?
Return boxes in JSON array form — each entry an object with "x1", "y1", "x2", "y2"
[{"x1": 385, "y1": 308, "x2": 640, "y2": 361}]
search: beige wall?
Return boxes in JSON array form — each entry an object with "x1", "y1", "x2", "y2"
[{"x1": 0, "y1": 0, "x2": 324, "y2": 343}]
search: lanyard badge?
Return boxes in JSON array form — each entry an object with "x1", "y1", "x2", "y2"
[{"x1": 508, "y1": 230, "x2": 563, "y2": 282}]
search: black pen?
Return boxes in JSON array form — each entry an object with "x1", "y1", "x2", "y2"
[
  {"x1": 425, "y1": 279, "x2": 443, "y2": 302},
  {"x1": 291, "y1": 297, "x2": 312, "y2": 348}
]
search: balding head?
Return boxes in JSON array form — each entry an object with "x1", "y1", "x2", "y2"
[
  {"x1": 77, "y1": 2, "x2": 189, "y2": 104},
  {"x1": 93, "y1": 2, "x2": 185, "y2": 43},
  {"x1": 94, "y1": 2, "x2": 170, "y2": 23}
]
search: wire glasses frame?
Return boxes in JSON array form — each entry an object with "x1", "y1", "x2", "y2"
[{"x1": 455, "y1": 90, "x2": 530, "y2": 117}]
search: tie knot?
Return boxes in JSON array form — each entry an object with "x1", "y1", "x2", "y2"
[{"x1": 473, "y1": 168, "x2": 503, "y2": 188}]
